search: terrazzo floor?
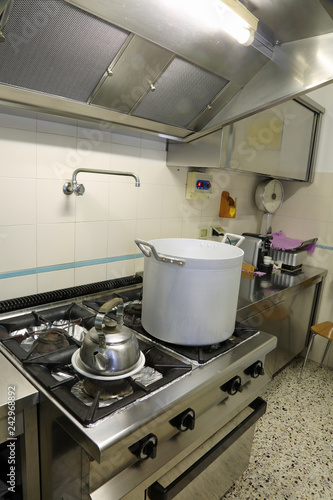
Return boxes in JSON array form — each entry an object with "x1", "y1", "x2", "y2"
[{"x1": 223, "y1": 357, "x2": 333, "y2": 500}]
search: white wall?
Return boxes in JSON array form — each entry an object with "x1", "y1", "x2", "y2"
[
  {"x1": 271, "y1": 84, "x2": 333, "y2": 367},
  {"x1": 0, "y1": 109, "x2": 260, "y2": 300},
  {"x1": 0, "y1": 84, "x2": 332, "y2": 368}
]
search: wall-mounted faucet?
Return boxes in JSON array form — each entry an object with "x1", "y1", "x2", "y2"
[{"x1": 63, "y1": 168, "x2": 140, "y2": 196}]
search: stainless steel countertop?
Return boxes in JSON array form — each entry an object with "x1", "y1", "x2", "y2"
[
  {"x1": 237, "y1": 265, "x2": 327, "y2": 320},
  {"x1": 0, "y1": 353, "x2": 39, "y2": 418}
]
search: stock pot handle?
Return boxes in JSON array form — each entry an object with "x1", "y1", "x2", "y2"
[
  {"x1": 135, "y1": 239, "x2": 186, "y2": 266},
  {"x1": 221, "y1": 233, "x2": 245, "y2": 247}
]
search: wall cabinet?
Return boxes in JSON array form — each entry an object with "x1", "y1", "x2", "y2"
[{"x1": 167, "y1": 96, "x2": 324, "y2": 182}]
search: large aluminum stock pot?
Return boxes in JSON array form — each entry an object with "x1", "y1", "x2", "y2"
[{"x1": 135, "y1": 234, "x2": 244, "y2": 346}]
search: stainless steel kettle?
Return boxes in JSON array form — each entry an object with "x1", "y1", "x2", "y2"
[{"x1": 78, "y1": 297, "x2": 142, "y2": 376}]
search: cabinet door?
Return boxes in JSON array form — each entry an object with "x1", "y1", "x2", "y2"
[
  {"x1": 223, "y1": 99, "x2": 321, "y2": 181},
  {"x1": 238, "y1": 285, "x2": 316, "y2": 376}
]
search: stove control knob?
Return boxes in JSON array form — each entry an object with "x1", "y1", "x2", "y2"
[
  {"x1": 129, "y1": 433, "x2": 158, "y2": 461},
  {"x1": 244, "y1": 361, "x2": 265, "y2": 378},
  {"x1": 170, "y1": 408, "x2": 195, "y2": 432},
  {"x1": 221, "y1": 376, "x2": 243, "y2": 396}
]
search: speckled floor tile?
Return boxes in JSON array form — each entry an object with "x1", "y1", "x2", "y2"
[{"x1": 223, "y1": 358, "x2": 333, "y2": 500}]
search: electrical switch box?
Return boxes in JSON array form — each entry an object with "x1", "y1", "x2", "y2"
[{"x1": 186, "y1": 172, "x2": 213, "y2": 200}]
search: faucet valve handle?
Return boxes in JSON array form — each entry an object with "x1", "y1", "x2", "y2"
[
  {"x1": 73, "y1": 183, "x2": 85, "y2": 196},
  {"x1": 63, "y1": 182, "x2": 85, "y2": 196}
]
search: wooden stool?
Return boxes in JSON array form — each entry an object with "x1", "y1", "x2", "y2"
[{"x1": 299, "y1": 321, "x2": 333, "y2": 382}]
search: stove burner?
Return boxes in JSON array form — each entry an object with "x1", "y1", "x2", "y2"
[
  {"x1": 36, "y1": 329, "x2": 70, "y2": 354},
  {"x1": 125, "y1": 302, "x2": 142, "y2": 316},
  {"x1": 123, "y1": 301, "x2": 142, "y2": 327},
  {"x1": 82, "y1": 377, "x2": 134, "y2": 400}
]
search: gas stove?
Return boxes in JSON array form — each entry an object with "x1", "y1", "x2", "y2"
[
  {"x1": 0, "y1": 275, "x2": 277, "y2": 499},
  {"x1": 83, "y1": 286, "x2": 261, "y2": 365},
  {"x1": 0, "y1": 295, "x2": 192, "y2": 426}
]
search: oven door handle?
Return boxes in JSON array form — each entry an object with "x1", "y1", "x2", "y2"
[{"x1": 148, "y1": 397, "x2": 266, "y2": 500}]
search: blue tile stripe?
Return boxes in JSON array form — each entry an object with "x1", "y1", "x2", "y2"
[
  {"x1": 0, "y1": 245, "x2": 332, "y2": 280},
  {"x1": 317, "y1": 244, "x2": 333, "y2": 250},
  {"x1": 0, "y1": 254, "x2": 143, "y2": 280}
]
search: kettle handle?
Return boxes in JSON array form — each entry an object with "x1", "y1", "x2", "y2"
[
  {"x1": 221, "y1": 233, "x2": 245, "y2": 247},
  {"x1": 135, "y1": 239, "x2": 185, "y2": 266},
  {"x1": 95, "y1": 297, "x2": 124, "y2": 348}
]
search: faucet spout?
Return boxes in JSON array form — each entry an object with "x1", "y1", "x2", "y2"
[{"x1": 63, "y1": 168, "x2": 140, "y2": 195}]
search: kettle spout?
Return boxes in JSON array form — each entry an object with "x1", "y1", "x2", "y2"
[{"x1": 92, "y1": 351, "x2": 109, "y2": 371}]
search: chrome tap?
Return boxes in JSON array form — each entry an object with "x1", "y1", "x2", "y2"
[{"x1": 63, "y1": 168, "x2": 140, "y2": 195}]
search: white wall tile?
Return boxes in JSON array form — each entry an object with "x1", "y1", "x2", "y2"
[
  {"x1": 160, "y1": 218, "x2": 182, "y2": 238},
  {"x1": 37, "y1": 179, "x2": 76, "y2": 224},
  {"x1": 37, "y1": 132, "x2": 77, "y2": 180},
  {"x1": 181, "y1": 216, "x2": 202, "y2": 239},
  {"x1": 109, "y1": 183, "x2": 138, "y2": 221},
  {"x1": 77, "y1": 125, "x2": 112, "y2": 143},
  {"x1": 308, "y1": 335, "x2": 331, "y2": 365},
  {"x1": 107, "y1": 260, "x2": 136, "y2": 280},
  {"x1": 0, "y1": 225, "x2": 36, "y2": 272},
  {"x1": 0, "y1": 179, "x2": 36, "y2": 226},
  {"x1": 76, "y1": 140, "x2": 112, "y2": 181},
  {"x1": 108, "y1": 220, "x2": 136, "y2": 257},
  {"x1": 161, "y1": 185, "x2": 184, "y2": 218},
  {"x1": 111, "y1": 143, "x2": 141, "y2": 182},
  {"x1": 305, "y1": 195, "x2": 331, "y2": 221},
  {"x1": 200, "y1": 190, "x2": 221, "y2": 218},
  {"x1": 75, "y1": 181, "x2": 109, "y2": 222},
  {"x1": 137, "y1": 184, "x2": 163, "y2": 219},
  {"x1": 0, "y1": 110, "x2": 36, "y2": 131},
  {"x1": 0, "y1": 127, "x2": 36, "y2": 178},
  {"x1": 141, "y1": 136, "x2": 166, "y2": 151},
  {"x1": 37, "y1": 114, "x2": 77, "y2": 137},
  {"x1": 112, "y1": 130, "x2": 141, "y2": 147},
  {"x1": 134, "y1": 257, "x2": 144, "y2": 274},
  {"x1": 305, "y1": 172, "x2": 333, "y2": 197},
  {"x1": 74, "y1": 264, "x2": 107, "y2": 286},
  {"x1": 135, "y1": 219, "x2": 161, "y2": 242},
  {"x1": 163, "y1": 166, "x2": 187, "y2": 186},
  {"x1": 278, "y1": 193, "x2": 309, "y2": 219},
  {"x1": 0, "y1": 275, "x2": 37, "y2": 301},
  {"x1": 74, "y1": 221, "x2": 108, "y2": 262},
  {"x1": 140, "y1": 149, "x2": 167, "y2": 185},
  {"x1": 37, "y1": 223, "x2": 75, "y2": 267},
  {"x1": 295, "y1": 219, "x2": 327, "y2": 245},
  {"x1": 306, "y1": 248, "x2": 332, "y2": 274},
  {"x1": 37, "y1": 269, "x2": 75, "y2": 293},
  {"x1": 182, "y1": 199, "x2": 203, "y2": 220}
]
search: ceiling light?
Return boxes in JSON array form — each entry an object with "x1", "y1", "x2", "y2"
[{"x1": 215, "y1": 0, "x2": 258, "y2": 46}]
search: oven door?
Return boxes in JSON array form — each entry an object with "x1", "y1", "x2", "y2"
[{"x1": 147, "y1": 397, "x2": 266, "y2": 500}]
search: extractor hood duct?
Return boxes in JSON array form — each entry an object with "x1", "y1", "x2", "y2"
[{"x1": 0, "y1": 0, "x2": 333, "y2": 140}]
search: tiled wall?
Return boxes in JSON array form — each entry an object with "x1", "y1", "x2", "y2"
[
  {"x1": 0, "y1": 109, "x2": 261, "y2": 301},
  {"x1": 0, "y1": 82, "x2": 332, "y2": 368},
  {"x1": 272, "y1": 84, "x2": 333, "y2": 367}
]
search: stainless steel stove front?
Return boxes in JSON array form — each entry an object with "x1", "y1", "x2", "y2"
[
  {"x1": 36, "y1": 331, "x2": 276, "y2": 500},
  {"x1": 0, "y1": 280, "x2": 277, "y2": 500}
]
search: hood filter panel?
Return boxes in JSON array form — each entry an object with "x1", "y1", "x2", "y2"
[
  {"x1": 133, "y1": 57, "x2": 229, "y2": 129},
  {"x1": 0, "y1": 0, "x2": 129, "y2": 102}
]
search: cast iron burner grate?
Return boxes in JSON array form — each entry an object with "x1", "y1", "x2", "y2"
[
  {"x1": 21, "y1": 341, "x2": 191, "y2": 425},
  {"x1": 83, "y1": 287, "x2": 259, "y2": 364},
  {"x1": 0, "y1": 302, "x2": 191, "y2": 425},
  {"x1": 131, "y1": 323, "x2": 259, "y2": 364}
]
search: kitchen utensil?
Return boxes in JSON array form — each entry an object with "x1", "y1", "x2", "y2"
[
  {"x1": 240, "y1": 233, "x2": 273, "y2": 269},
  {"x1": 135, "y1": 235, "x2": 244, "y2": 346},
  {"x1": 76, "y1": 297, "x2": 143, "y2": 376}
]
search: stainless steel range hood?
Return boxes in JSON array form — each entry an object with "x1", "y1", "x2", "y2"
[{"x1": 0, "y1": 0, "x2": 333, "y2": 141}]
